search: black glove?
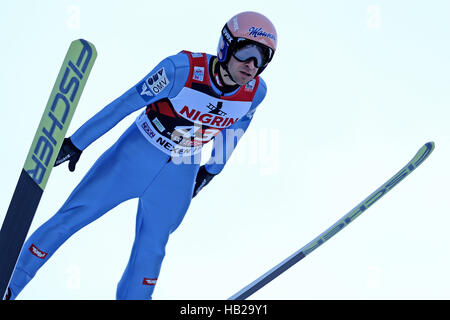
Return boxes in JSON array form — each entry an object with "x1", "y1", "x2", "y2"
[
  {"x1": 54, "y1": 137, "x2": 82, "y2": 172},
  {"x1": 192, "y1": 165, "x2": 216, "y2": 198}
]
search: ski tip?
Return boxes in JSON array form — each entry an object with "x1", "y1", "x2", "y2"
[
  {"x1": 71, "y1": 39, "x2": 97, "y2": 54},
  {"x1": 425, "y1": 141, "x2": 435, "y2": 151}
]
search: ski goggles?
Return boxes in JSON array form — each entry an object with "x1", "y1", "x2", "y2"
[{"x1": 231, "y1": 39, "x2": 274, "y2": 68}]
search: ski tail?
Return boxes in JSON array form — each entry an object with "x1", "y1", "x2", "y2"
[
  {"x1": 229, "y1": 142, "x2": 435, "y2": 300},
  {"x1": 0, "y1": 39, "x2": 97, "y2": 299}
]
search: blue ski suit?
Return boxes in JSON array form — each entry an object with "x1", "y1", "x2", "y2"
[{"x1": 8, "y1": 51, "x2": 267, "y2": 299}]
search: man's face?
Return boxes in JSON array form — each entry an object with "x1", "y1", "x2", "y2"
[{"x1": 226, "y1": 56, "x2": 259, "y2": 86}]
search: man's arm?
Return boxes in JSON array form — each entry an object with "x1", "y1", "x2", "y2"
[
  {"x1": 193, "y1": 79, "x2": 267, "y2": 197},
  {"x1": 55, "y1": 53, "x2": 190, "y2": 171},
  {"x1": 205, "y1": 78, "x2": 267, "y2": 175},
  {"x1": 69, "y1": 57, "x2": 180, "y2": 151}
]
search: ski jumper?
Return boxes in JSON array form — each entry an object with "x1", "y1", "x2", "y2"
[{"x1": 8, "y1": 51, "x2": 267, "y2": 300}]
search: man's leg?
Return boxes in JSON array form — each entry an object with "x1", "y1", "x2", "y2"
[
  {"x1": 116, "y1": 159, "x2": 199, "y2": 300},
  {"x1": 8, "y1": 125, "x2": 168, "y2": 299}
]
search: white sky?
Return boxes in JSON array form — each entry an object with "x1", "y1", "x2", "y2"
[{"x1": 0, "y1": 0, "x2": 449, "y2": 300}]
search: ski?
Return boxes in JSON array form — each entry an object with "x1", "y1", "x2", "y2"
[
  {"x1": 0, "y1": 39, "x2": 97, "y2": 299},
  {"x1": 229, "y1": 142, "x2": 435, "y2": 300}
]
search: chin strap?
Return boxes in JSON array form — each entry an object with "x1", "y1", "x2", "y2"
[{"x1": 219, "y1": 61, "x2": 238, "y2": 85}]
